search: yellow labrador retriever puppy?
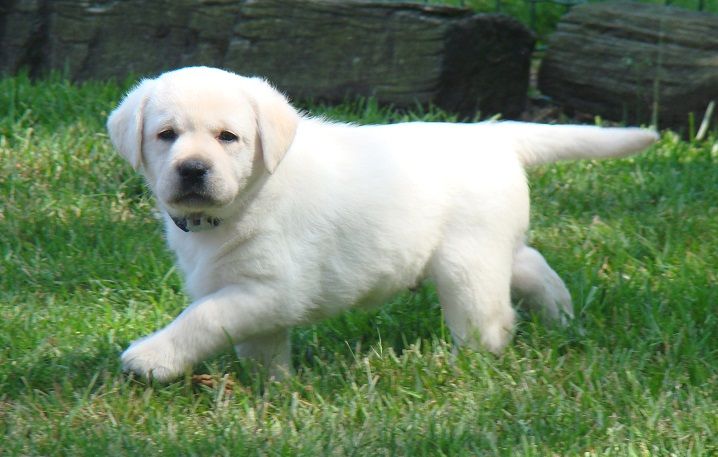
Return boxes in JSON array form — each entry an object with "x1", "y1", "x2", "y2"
[{"x1": 108, "y1": 66, "x2": 657, "y2": 382}]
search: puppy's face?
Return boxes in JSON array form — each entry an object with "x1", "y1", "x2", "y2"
[
  {"x1": 142, "y1": 77, "x2": 257, "y2": 217},
  {"x1": 107, "y1": 67, "x2": 299, "y2": 223}
]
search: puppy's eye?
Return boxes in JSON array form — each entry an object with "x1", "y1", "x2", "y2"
[
  {"x1": 218, "y1": 131, "x2": 239, "y2": 143},
  {"x1": 158, "y1": 129, "x2": 177, "y2": 141}
]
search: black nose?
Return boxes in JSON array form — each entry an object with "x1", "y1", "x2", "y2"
[{"x1": 177, "y1": 160, "x2": 210, "y2": 186}]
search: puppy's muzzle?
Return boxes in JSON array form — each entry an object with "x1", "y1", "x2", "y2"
[{"x1": 177, "y1": 159, "x2": 211, "y2": 191}]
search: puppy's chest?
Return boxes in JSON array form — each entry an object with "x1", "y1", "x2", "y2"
[{"x1": 172, "y1": 234, "x2": 287, "y2": 300}]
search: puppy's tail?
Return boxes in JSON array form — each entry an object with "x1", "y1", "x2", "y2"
[{"x1": 502, "y1": 122, "x2": 659, "y2": 167}]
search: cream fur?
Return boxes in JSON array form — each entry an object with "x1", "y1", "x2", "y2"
[{"x1": 107, "y1": 66, "x2": 658, "y2": 382}]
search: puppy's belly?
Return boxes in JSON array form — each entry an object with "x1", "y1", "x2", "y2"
[
  {"x1": 302, "y1": 282, "x2": 413, "y2": 323},
  {"x1": 307, "y1": 257, "x2": 429, "y2": 320}
]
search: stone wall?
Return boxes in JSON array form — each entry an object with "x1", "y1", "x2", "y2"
[
  {"x1": 539, "y1": 2, "x2": 718, "y2": 128},
  {"x1": 0, "y1": 0, "x2": 536, "y2": 118}
]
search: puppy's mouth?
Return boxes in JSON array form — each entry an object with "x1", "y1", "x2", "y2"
[
  {"x1": 167, "y1": 192, "x2": 225, "y2": 232},
  {"x1": 170, "y1": 191, "x2": 219, "y2": 208}
]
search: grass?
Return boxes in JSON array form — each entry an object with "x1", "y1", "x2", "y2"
[{"x1": 1, "y1": 72, "x2": 717, "y2": 456}]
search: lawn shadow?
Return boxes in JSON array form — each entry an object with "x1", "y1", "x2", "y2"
[
  {"x1": 292, "y1": 284, "x2": 445, "y2": 368},
  {"x1": 2, "y1": 340, "x2": 124, "y2": 399}
]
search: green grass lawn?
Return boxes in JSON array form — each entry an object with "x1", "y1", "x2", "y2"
[{"x1": 1, "y1": 73, "x2": 716, "y2": 456}]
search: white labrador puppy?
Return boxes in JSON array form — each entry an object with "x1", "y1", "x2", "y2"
[{"x1": 108, "y1": 66, "x2": 657, "y2": 382}]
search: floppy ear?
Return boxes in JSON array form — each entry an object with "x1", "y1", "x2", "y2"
[
  {"x1": 106, "y1": 79, "x2": 156, "y2": 170},
  {"x1": 246, "y1": 78, "x2": 299, "y2": 174}
]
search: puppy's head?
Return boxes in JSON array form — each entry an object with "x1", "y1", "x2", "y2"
[{"x1": 107, "y1": 66, "x2": 299, "y2": 225}]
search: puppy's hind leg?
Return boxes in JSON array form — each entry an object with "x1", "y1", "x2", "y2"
[
  {"x1": 234, "y1": 329, "x2": 292, "y2": 379},
  {"x1": 511, "y1": 245, "x2": 573, "y2": 325},
  {"x1": 430, "y1": 234, "x2": 516, "y2": 355}
]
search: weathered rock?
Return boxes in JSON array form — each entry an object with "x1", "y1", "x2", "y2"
[
  {"x1": 0, "y1": 0, "x2": 46, "y2": 74},
  {"x1": 228, "y1": 1, "x2": 535, "y2": 117},
  {"x1": 538, "y1": 2, "x2": 718, "y2": 128},
  {"x1": 0, "y1": 0, "x2": 535, "y2": 118}
]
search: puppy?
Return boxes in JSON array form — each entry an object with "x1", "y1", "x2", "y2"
[{"x1": 107, "y1": 66, "x2": 657, "y2": 382}]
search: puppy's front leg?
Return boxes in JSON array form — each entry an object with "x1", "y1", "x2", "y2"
[{"x1": 121, "y1": 285, "x2": 286, "y2": 382}]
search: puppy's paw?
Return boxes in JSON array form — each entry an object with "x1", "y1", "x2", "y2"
[
  {"x1": 121, "y1": 333, "x2": 187, "y2": 383},
  {"x1": 544, "y1": 274, "x2": 574, "y2": 326},
  {"x1": 479, "y1": 320, "x2": 514, "y2": 356}
]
